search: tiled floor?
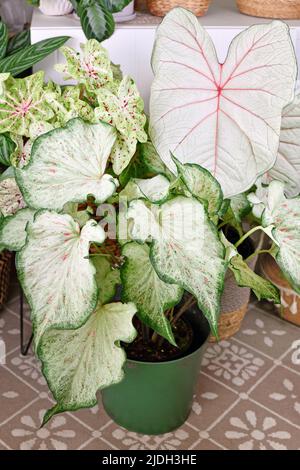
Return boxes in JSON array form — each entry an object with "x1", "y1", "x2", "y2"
[{"x1": 0, "y1": 278, "x2": 300, "y2": 450}]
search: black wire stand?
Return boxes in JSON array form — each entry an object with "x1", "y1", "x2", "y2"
[{"x1": 20, "y1": 287, "x2": 33, "y2": 356}]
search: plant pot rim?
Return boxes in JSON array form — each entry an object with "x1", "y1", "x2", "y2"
[{"x1": 125, "y1": 312, "x2": 210, "y2": 366}]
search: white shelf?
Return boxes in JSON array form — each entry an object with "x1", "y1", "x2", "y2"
[{"x1": 32, "y1": 0, "x2": 300, "y2": 30}]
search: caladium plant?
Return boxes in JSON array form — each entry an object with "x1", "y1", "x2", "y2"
[{"x1": 0, "y1": 10, "x2": 300, "y2": 426}]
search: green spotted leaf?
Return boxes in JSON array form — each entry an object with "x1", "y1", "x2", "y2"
[
  {"x1": 39, "y1": 301, "x2": 137, "y2": 424},
  {"x1": 121, "y1": 242, "x2": 183, "y2": 345}
]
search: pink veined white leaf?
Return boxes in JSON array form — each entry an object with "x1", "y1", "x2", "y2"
[{"x1": 149, "y1": 7, "x2": 297, "y2": 197}]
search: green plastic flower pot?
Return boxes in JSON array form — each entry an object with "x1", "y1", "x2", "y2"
[{"x1": 101, "y1": 310, "x2": 210, "y2": 435}]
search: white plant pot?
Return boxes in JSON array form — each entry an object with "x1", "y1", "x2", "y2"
[
  {"x1": 113, "y1": 1, "x2": 136, "y2": 22},
  {"x1": 39, "y1": 0, "x2": 74, "y2": 16}
]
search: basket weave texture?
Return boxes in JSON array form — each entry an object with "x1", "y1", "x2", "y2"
[
  {"x1": 0, "y1": 251, "x2": 12, "y2": 309},
  {"x1": 236, "y1": 0, "x2": 300, "y2": 19},
  {"x1": 147, "y1": 0, "x2": 212, "y2": 16}
]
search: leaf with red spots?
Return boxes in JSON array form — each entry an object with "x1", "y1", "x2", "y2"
[
  {"x1": 0, "y1": 72, "x2": 54, "y2": 137},
  {"x1": 150, "y1": 8, "x2": 297, "y2": 197},
  {"x1": 16, "y1": 211, "x2": 106, "y2": 348}
]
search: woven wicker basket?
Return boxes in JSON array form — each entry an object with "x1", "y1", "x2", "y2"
[
  {"x1": 147, "y1": 0, "x2": 212, "y2": 17},
  {"x1": 236, "y1": 0, "x2": 300, "y2": 19},
  {"x1": 260, "y1": 254, "x2": 300, "y2": 326},
  {"x1": 0, "y1": 251, "x2": 12, "y2": 309}
]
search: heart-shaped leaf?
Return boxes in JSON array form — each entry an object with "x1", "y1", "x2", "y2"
[
  {"x1": 39, "y1": 301, "x2": 137, "y2": 424},
  {"x1": 16, "y1": 118, "x2": 118, "y2": 211},
  {"x1": 127, "y1": 196, "x2": 226, "y2": 334},
  {"x1": 262, "y1": 181, "x2": 300, "y2": 293},
  {"x1": 92, "y1": 256, "x2": 120, "y2": 305},
  {"x1": 16, "y1": 211, "x2": 106, "y2": 347},
  {"x1": 121, "y1": 242, "x2": 183, "y2": 345},
  {"x1": 150, "y1": 8, "x2": 297, "y2": 197}
]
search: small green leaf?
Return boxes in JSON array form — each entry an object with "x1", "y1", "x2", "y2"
[
  {"x1": 92, "y1": 256, "x2": 120, "y2": 305},
  {"x1": 78, "y1": 0, "x2": 115, "y2": 43},
  {"x1": 0, "y1": 208, "x2": 35, "y2": 252},
  {"x1": 121, "y1": 242, "x2": 183, "y2": 345},
  {"x1": 230, "y1": 254, "x2": 280, "y2": 303},
  {"x1": 0, "y1": 133, "x2": 16, "y2": 166},
  {"x1": 139, "y1": 141, "x2": 173, "y2": 180},
  {"x1": 39, "y1": 301, "x2": 137, "y2": 424},
  {"x1": 173, "y1": 156, "x2": 223, "y2": 218},
  {"x1": 103, "y1": 0, "x2": 132, "y2": 13},
  {"x1": 0, "y1": 36, "x2": 69, "y2": 76},
  {"x1": 0, "y1": 22, "x2": 8, "y2": 60}
]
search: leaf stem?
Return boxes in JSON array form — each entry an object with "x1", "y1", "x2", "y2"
[
  {"x1": 244, "y1": 248, "x2": 272, "y2": 264},
  {"x1": 234, "y1": 225, "x2": 263, "y2": 249}
]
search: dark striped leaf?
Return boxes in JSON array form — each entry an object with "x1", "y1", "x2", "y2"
[
  {"x1": 0, "y1": 36, "x2": 69, "y2": 76},
  {"x1": 7, "y1": 30, "x2": 30, "y2": 56},
  {"x1": 103, "y1": 0, "x2": 132, "y2": 13},
  {"x1": 0, "y1": 134, "x2": 16, "y2": 166},
  {"x1": 78, "y1": 0, "x2": 115, "y2": 42},
  {"x1": 0, "y1": 22, "x2": 8, "y2": 60}
]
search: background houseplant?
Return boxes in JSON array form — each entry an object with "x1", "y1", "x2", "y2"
[
  {"x1": 28, "y1": 0, "x2": 136, "y2": 42},
  {"x1": 0, "y1": 8, "x2": 300, "y2": 435}
]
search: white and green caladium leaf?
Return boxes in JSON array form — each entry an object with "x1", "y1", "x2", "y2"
[
  {"x1": 121, "y1": 242, "x2": 183, "y2": 345},
  {"x1": 120, "y1": 175, "x2": 171, "y2": 204},
  {"x1": 39, "y1": 301, "x2": 137, "y2": 425},
  {"x1": 16, "y1": 118, "x2": 118, "y2": 211},
  {"x1": 0, "y1": 176, "x2": 25, "y2": 216},
  {"x1": 222, "y1": 193, "x2": 251, "y2": 235},
  {"x1": 149, "y1": 8, "x2": 297, "y2": 197},
  {"x1": 92, "y1": 256, "x2": 120, "y2": 305},
  {"x1": 173, "y1": 156, "x2": 223, "y2": 217},
  {"x1": 0, "y1": 72, "x2": 54, "y2": 137},
  {"x1": 45, "y1": 85, "x2": 95, "y2": 127},
  {"x1": 270, "y1": 94, "x2": 300, "y2": 196},
  {"x1": 127, "y1": 196, "x2": 227, "y2": 334},
  {"x1": 262, "y1": 181, "x2": 300, "y2": 294},
  {"x1": 95, "y1": 76, "x2": 147, "y2": 174},
  {"x1": 0, "y1": 73, "x2": 9, "y2": 95},
  {"x1": 0, "y1": 208, "x2": 35, "y2": 252},
  {"x1": 139, "y1": 141, "x2": 173, "y2": 180},
  {"x1": 230, "y1": 254, "x2": 280, "y2": 303},
  {"x1": 16, "y1": 211, "x2": 106, "y2": 348},
  {"x1": 220, "y1": 232, "x2": 280, "y2": 303},
  {"x1": 55, "y1": 39, "x2": 114, "y2": 92}
]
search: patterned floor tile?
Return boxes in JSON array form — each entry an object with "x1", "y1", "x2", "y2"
[
  {"x1": 209, "y1": 400, "x2": 300, "y2": 450},
  {"x1": 250, "y1": 366, "x2": 300, "y2": 427},
  {"x1": 5, "y1": 350, "x2": 47, "y2": 391},
  {"x1": 0, "y1": 309, "x2": 29, "y2": 355},
  {"x1": 201, "y1": 339, "x2": 272, "y2": 391},
  {"x1": 2, "y1": 398, "x2": 94, "y2": 450},
  {"x1": 69, "y1": 401, "x2": 111, "y2": 431},
  {"x1": 192, "y1": 438, "x2": 225, "y2": 450},
  {"x1": 281, "y1": 342, "x2": 300, "y2": 374},
  {"x1": 235, "y1": 307, "x2": 300, "y2": 358},
  {"x1": 0, "y1": 368, "x2": 39, "y2": 426},
  {"x1": 100, "y1": 422, "x2": 200, "y2": 450},
  {"x1": 0, "y1": 439, "x2": 10, "y2": 450},
  {"x1": 187, "y1": 374, "x2": 238, "y2": 431}
]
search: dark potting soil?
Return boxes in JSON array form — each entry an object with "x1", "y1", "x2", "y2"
[{"x1": 124, "y1": 317, "x2": 194, "y2": 363}]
